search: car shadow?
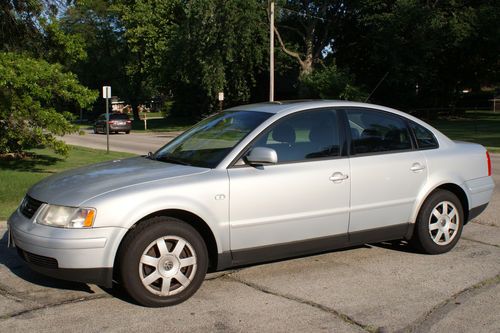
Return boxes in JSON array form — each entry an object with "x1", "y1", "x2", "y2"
[
  {"x1": 0, "y1": 231, "x2": 96, "y2": 294},
  {"x1": 0, "y1": 226, "x2": 422, "y2": 306},
  {"x1": 369, "y1": 239, "x2": 422, "y2": 254},
  {"x1": 0, "y1": 229, "x2": 138, "y2": 304}
]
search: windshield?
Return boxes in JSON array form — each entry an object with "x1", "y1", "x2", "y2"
[{"x1": 153, "y1": 111, "x2": 272, "y2": 168}]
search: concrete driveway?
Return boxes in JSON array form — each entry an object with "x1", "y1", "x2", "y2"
[{"x1": 0, "y1": 152, "x2": 498, "y2": 332}]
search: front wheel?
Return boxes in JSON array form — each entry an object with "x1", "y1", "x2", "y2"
[
  {"x1": 119, "y1": 217, "x2": 208, "y2": 307},
  {"x1": 411, "y1": 189, "x2": 464, "y2": 254}
]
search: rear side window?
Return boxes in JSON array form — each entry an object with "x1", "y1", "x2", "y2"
[
  {"x1": 347, "y1": 108, "x2": 412, "y2": 155},
  {"x1": 410, "y1": 122, "x2": 439, "y2": 149}
]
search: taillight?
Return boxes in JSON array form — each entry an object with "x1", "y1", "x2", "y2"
[
  {"x1": 126, "y1": 120, "x2": 131, "y2": 124},
  {"x1": 108, "y1": 121, "x2": 114, "y2": 125},
  {"x1": 486, "y1": 151, "x2": 492, "y2": 176}
]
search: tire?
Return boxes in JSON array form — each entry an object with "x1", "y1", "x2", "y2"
[
  {"x1": 119, "y1": 217, "x2": 208, "y2": 307},
  {"x1": 93, "y1": 127, "x2": 98, "y2": 134},
  {"x1": 125, "y1": 130, "x2": 130, "y2": 134},
  {"x1": 411, "y1": 189, "x2": 464, "y2": 254}
]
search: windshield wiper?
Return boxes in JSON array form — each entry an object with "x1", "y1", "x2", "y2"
[{"x1": 155, "y1": 155, "x2": 191, "y2": 166}]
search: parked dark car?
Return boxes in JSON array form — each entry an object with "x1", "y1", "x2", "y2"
[{"x1": 94, "y1": 113, "x2": 132, "y2": 134}]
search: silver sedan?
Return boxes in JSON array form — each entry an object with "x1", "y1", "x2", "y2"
[{"x1": 8, "y1": 101, "x2": 495, "y2": 307}]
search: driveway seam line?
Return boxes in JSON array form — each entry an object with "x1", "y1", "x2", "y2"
[
  {"x1": 461, "y1": 237, "x2": 499, "y2": 248},
  {"x1": 397, "y1": 273, "x2": 500, "y2": 333},
  {"x1": 0, "y1": 294, "x2": 111, "y2": 322},
  {"x1": 226, "y1": 275, "x2": 378, "y2": 333}
]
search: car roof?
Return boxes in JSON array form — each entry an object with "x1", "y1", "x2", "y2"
[
  {"x1": 227, "y1": 100, "x2": 393, "y2": 114},
  {"x1": 224, "y1": 99, "x2": 454, "y2": 149}
]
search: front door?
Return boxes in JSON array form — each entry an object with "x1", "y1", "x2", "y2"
[{"x1": 228, "y1": 108, "x2": 350, "y2": 263}]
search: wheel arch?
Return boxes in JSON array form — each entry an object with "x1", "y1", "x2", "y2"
[
  {"x1": 412, "y1": 182, "x2": 470, "y2": 226},
  {"x1": 114, "y1": 209, "x2": 220, "y2": 275}
]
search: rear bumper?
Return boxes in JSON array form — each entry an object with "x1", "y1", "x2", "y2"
[
  {"x1": 468, "y1": 203, "x2": 489, "y2": 222},
  {"x1": 109, "y1": 124, "x2": 131, "y2": 131},
  {"x1": 464, "y1": 176, "x2": 495, "y2": 214}
]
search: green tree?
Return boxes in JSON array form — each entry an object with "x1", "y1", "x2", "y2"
[
  {"x1": 61, "y1": 0, "x2": 142, "y2": 119},
  {"x1": 335, "y1": 0, "x2": 500, "y2": 109},
  {"x1": 300, "y1": 64, "x2": 367, "y2": 101},
  {"x1": 274, "y1": 0, "x2": 349, "y2": 77},
  {"x1": 117, "y1": 0, "x2": 268, "y2": 116},
  {"x1": 0, "y1": 52, "x2": 97, "y2": 156}
]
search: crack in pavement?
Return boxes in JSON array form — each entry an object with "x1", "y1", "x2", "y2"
[
  {"x1": 0, "y1": 284, "x2": 29, "y2": 303},
  {"x1": 0, "y1": 293, "x2": 112, "y2": 321},
  {"x1": 225, "y1": 275, "x2": 379, "y2": 333},
  {"x1": 470, "y1": 220, "x2": 499, "y2": 228},
  {"x1": 462, "y1": 237, "x2": 499, "y2": 248},
  {"x1": 397, "y1": 273, "x2": 500, "y2": 333}
]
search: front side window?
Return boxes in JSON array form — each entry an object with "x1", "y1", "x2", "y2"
[
  {"x1": 248, "y1": 109, "x2": 340, "y2": 163},
  {"x1": 347, "y1": 108, "x2": 412, "y2": 155},
  {"x1": 154, "y1": 111, "x2": 272, "y2": 168}
]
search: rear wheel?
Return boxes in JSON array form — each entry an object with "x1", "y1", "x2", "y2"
[
  {"x1": 125, "y1": 130, "x2": 130, "y2": 134},
  {"x1": 411, "y1": 190, "x2": 464, "y2": 254},
  {"x1": 119, "y1": 217, "x2": 208, "y2": 307}
]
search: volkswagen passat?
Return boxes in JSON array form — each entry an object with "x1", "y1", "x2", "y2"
[{"x1": 8, "y1": 101, "x2": 495, "y2": 307}]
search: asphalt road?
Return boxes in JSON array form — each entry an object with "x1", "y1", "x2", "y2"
[
  {"x1": 62, "y1": 129, "x2": 183, "y2": 155},
  {"x1": 0, "y1": 140, "x2": 498, "y2": 332}
]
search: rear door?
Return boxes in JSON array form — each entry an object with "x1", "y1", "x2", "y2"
[{"x1": 345, "y1": 108, "x2": 427, "y2": 240}]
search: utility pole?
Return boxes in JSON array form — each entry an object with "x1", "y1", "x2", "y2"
[{"x1": 269, "y1": 0, "x2": 275, "y2": 102}]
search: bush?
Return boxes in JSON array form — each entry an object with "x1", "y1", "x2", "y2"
[{"x1": 0, "y1": 52, "x2": 97, "y2": 156}]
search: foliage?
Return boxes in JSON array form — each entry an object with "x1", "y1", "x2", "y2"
[
  {"x1": 61, "y1": 0, "x2": 142, "y2": 119},
  {"x1": 116, "y1": 0, "x2": 268, "y2": 116},
  {"x1": 274, "y1": 0, "x2": 350, "y2": 77},
  {"x1": 334, "y1": 0, "x2": 500, "y2": 109},
  {"x1": 0, "y1": 52, "x2": 97, "y2": 155},
  {"x1": 299, "y1": 64, "x2": 367, "y2": 101}
]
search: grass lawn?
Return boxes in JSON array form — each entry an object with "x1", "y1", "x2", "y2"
[
  {"x1": 430, "y1": 111, "x2": 500, "y2": 153},
  {"x1": 0, "y1": 146, "x2": 134, "y2": 220}
]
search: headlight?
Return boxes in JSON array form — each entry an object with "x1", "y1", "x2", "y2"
[{"x1": 36, "y1": 205, "x2": 96, "y2": 228}]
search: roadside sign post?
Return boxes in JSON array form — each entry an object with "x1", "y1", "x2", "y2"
[
  {"x1": 102, "y1": 86, "x2": 111, "y2": 153},
  {"x1": 218, "y1": 92, "x2": 224, "y2": 111}
]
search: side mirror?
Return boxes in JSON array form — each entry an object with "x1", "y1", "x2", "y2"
[{"x1": 245, "y1": 147, "x2": 278, "y2": 165}]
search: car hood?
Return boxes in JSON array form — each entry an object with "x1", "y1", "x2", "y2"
[{"x1": 28, "y1": 157, "x2": 209, "y2": 206}]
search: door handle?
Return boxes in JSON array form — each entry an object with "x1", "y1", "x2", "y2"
[
  {"x1": 329, "y1": 172, "x2": 349, "y2": 183},
  {"x1": 410, "y1": 163, "x2": 426, "y2": 172}
]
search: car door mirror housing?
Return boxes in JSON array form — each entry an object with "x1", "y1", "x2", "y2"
[{"x1": 245, "y1": 147, "x2": 278, "y2": 165}]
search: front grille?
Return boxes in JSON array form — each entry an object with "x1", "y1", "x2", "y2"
[
  {"x1": 20, "y1": 195, "x2": 44, "y2": 219},
  {"x1": 17, "y1": 248, "x2": 59, "y2": 269}
]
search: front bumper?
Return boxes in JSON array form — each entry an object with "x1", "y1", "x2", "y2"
[{"x1": 8, "y1": 209, "x2": 128, "y2": 287}]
